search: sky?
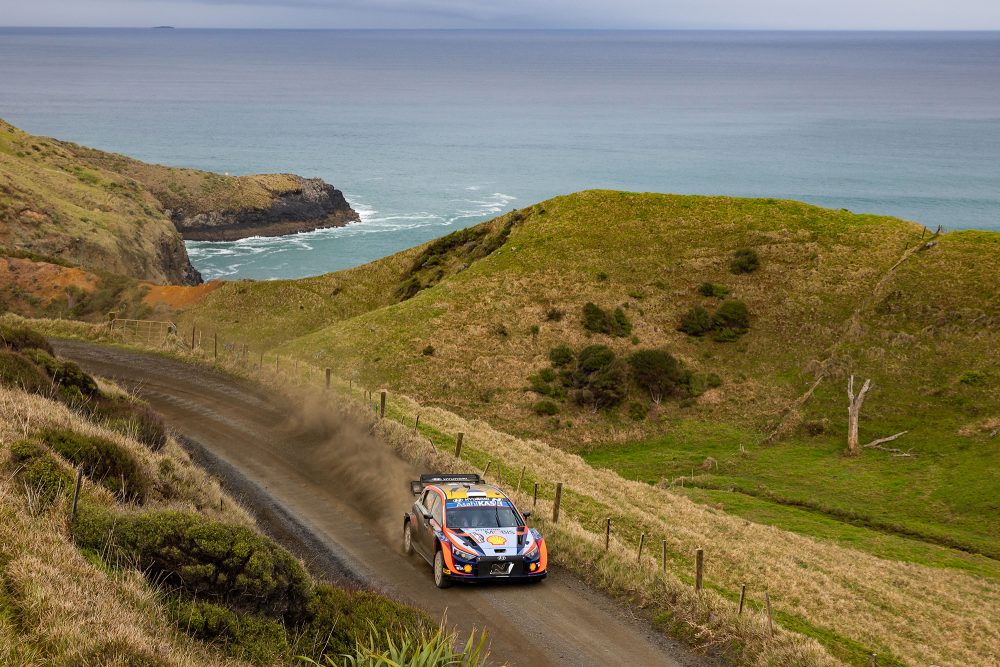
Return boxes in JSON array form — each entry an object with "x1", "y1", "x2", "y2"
[{"x1": 2, "y1": 0, "x2": 1000, "y2": 30}]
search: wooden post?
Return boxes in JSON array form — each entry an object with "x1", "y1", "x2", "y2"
[
  {"x1": 259, "y1": 350, "x2": 263, "y2": 369},
  {"x1": 869, "y1": 654, "x2": 878, "y2": 667},
  {"x1": 214, "y1": 333, "x2": 218, "y2": 361},
  {"x1": 695, "y1": 548, "x2": 704, "y2": 591},
  {"x1": 552, "y1": 482, "x2": 563, "y2": 522},
  {"x1": 379, "y1": 390, "x2": 386, "y2": 419},
  {"x1": 515, "y1": 466, "x2": 525, "y2": 494},
  {"x1": 325, "y1": 368, "x2": 332, "y2": 390},
  {"x1": 275, "y1": 354, "x2": 279, "y2": 372},
  {"x1": 661, "y1": 540, "x2": 668, "y2": 573},
  {"x1": 637, "y1": 533, "x2": 645, "y2": 563},
  {"x1": 533, "y1": 482, "x2": 538, "y2": 507},
  {"x1": 483, "y1": 460, "x2": 492, "y2": 479},
  {"x1": 738, "y1": 584, "x2": 747, "y2": 615},
  {"x1": 415, "y1": 414, "x2": 420, "y2": 432},
  {"x1": 191, "y1": 324, "x2": 196, "y2": 350},
  {"x1": 765, "y1": 591, "x2": 774, "y2": 637},
  {"x1": 70, "y1": 468, "x2": 83, "y2": 524},
  {"x1": 605, "y1": 518, "x2": 612, "y2": 550},
  {"x1": 455, "y1": 432, "x2": 464, "y2": 459}
]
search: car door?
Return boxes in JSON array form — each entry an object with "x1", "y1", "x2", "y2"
[
  {"x1": 411, "y1": 490, "x2": 432, "y2": 560},
  {"x1": 423, "y1": 491, "x2": 443, "y2": 556}
]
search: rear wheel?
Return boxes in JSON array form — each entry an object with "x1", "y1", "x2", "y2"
[
  {"x1": 433, "y1": 549, "x2": 452, "y2": 588},
  {"x1": 403, "y1": 521, "x2": 414, "y2": 555}
]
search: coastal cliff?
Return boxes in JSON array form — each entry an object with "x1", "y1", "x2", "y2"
[{"x1": 167, "y1": 175, "x2": 359, "y2": 241}]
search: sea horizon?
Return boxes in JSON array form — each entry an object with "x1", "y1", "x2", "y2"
[{"x1": 2, "y1": 28, "x2": 998, "y2": 280}]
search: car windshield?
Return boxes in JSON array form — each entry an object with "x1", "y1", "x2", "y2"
[{"x1": 447, "y1": 507, "x2": 522, "y2": 528}]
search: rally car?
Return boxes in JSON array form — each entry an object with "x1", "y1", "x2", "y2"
[{"x1": 403, "y1": 473, "x2": 547, "y2": 588}]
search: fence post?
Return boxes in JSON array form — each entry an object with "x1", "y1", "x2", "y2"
[
  {"x1": 637, "y1": 533, "x2": 645, "y2": 563},
  {"x1": 275, "y1": 355, "x2": 279, "y2": 372},
  {"x1": 695, "y1": 548, "x2": 704, "y2": 591},
  {"x1": 738, "y1": 584, "x2": 747, "y2": 615},
  {"x1": 325, "y1": 368, "x2": 332, "y2": 390},
  {"x1": 552, "y1": 482, "x2": 563, "y2": 522},
  {"x1": 533, "y1": 482, "x2": 538, "y2": 507},
  {"x1": 191, "y1": 324, "x2": 196, "y2": 350},
  {"x1": 258, "y1": 350, "x2": 263, "y2": 369},
  {"x1": 455, "y1": 432, "x2": 464, "y2": 459},
  {"x1": 483, "y1": 461, "x2": 492, "y2": 479},
  {"x1": 869, "y1": 654, "x2": 878, "y2": 667},
  {"x1": 415, "y1": 414, "x2": 420, "y2": 432},
  {"x1": 765, "y1": 591, "x2": 774, "y2": 637},
  {"x1": 379, "y1": 390, "x2": 386, "y2": 419},
  {"x1": 70, "y1": 468, "x2": 84, "y2": 525},
  {"x1": 661, "y1": 540, "x2": 668, "y2": 573},
  {"x1": 214, "y1": 333, "x2": 218, "y2": 361},
  {"x1": 515, "y1": 466, "x2": 525, "y2": 494},
  {"x1": 605, "y1": 518, "x2": 612, "y2": 550}
]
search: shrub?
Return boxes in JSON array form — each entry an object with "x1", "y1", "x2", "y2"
[
  {"x1": 706, "y1": 372, "x2": 723, "y2": 388},
  {"x1": 627, "y1": 402, "x2": 649, "y2": 421},
  {"x1": 628, "y1": 349, "x2": 688, "y2": 402},
  {"x1": 533, "y1": 399, "x2": 560, "y2": 416},
  {"x1": 959, "y1": 370, "x2": 985, "y2": 386},
  {"x1": 538, "y1": 367, "x2": 556, "y2": 383},
  {"x1": 529, "y1": 324, "x2": 540, "y2": 336},
  {"x1": 168, "y1": 597, "x2": 289, "y2": 663},
  {"x1": 596, "y1": 271, "x2": 609, "y2": 282},
  {"x1": 0, "y1": 350, "x2": 50, "y2": 394},
  {"x1": 697, "y1": 282, "x2": 730, "y2": 298},
  {"x1": 545, "y1": 307, "x2": 564, "y2": 322},
  {"x1": 577, "y1": 345, "x2": 615, "y2": 373},
  {"x1": 573, "y1": 361, "x2": 628, "y2": 409},
  {"x1": 0, "y1": 324, "x2": 54, "y2": 354},
  {"x1": 730, "y1": 248, "x2": 760, "y2": 274},
  {"x1": 395, "y1": 276, "x2": 422, "y2": 301},
  {"x1": 39, "y1": 428, "x2": 148, "y2": 502},
  {"x1": 679, "y1": 306, "x2": 714, "y2": 336},
  {"x1": 548, "y1": 344, "x2": 574, "y2": 368},
  {"x1": 581, "y1": 303, "x2": 631, "y2": 337},
  {"x1": 21, "y1": 349, "x2": 100, "y2": 399},
  {"x1": 421, "y1": 345, "x2": 435, "y2": 356},
  {"x1": 713, "y1": 300, "x2": 751, "y2": 333},
  {"x1": 9, "y1": 439, "x2": 73, "y2": 508},
  {"x1": 88, "y1": 397, "x2": 168, "y2": 451},
  {"x1": 74, "y1": 508, "x2": 312, "y2": 622},
  {"x1": 712, "y1": 327, "x2": 741, "y2": 342}
]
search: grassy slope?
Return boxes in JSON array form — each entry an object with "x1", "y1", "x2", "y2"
[{"x1": 178, "y1": 191, "x2": 999, "y2": 568}]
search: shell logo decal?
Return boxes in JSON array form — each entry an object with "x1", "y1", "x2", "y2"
[{"x1": 486, "y1": 534, "x2": 507, "y2": 546}]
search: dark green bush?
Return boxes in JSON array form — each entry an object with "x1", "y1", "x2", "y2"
[
  {"x1": 533, "y1": 399, "x2": 560, "y2": 416},
  {"x1": 167, "y1": 597, "x2": 289, "y2": 664},
  {"x1": 0, "y1": 350, "x2": 50, "y2": 394},
  {"x1": 74, "y1": 508, "x2": 312, "y2": 622},
  {"x1": 0, "y1": 324, "x2": 54, "y2": 354},
  {"x1": 697, "y1": 282, "x2": 730, "y2": 298},
  {"x1": 21, "y1": 349, "x2": 100, "y2": 399},
  {"x1": 538, "y1": 367, "x2": 556, "y2": 383},
  {"x1": 549, "y1": 344, "x2": 575, "y2": 367},
  {"x1": 628, "y1": 349, "x2": 688, "y2": 402},
  {"x1": 9, "y1": 439, "x2": 73, "y2": 508},
  {"x1": 88, "y1": 396, "x2": 168, "y2": 451},
  {"x1": 679, "y1": 306, "x2": 714, "y2": 336},
  {"x1": 581, "y1": 303, "x2": 631, "y2": 337},
  {"x1": 573, "y1": 361, "x2": 628, "y2": 409},
  {"x1": 577, "y1": 345, "x2": 615, "y2": 373},
  {"x1": 730, "y1": 248, "x2": 760, "y2": 274},
  {"x1": 713, "y1": 300, "x2": 751, "y2": 333},
  {"x1": 627, "y1": 402, "x2": 649, "y2": 421},
  {"x1": 39, "y1": 428, "x2": 148, "y2": 503},
  {"x1": 421, "y1": 344, "x2": 435, "y2": 356}
]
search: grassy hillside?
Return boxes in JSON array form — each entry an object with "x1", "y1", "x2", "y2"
[
  {"x1": 0, "y1": 119, "x2": 197, "y2": 284},
  {"x1": 0, "y1": 325, "x2": 430, "y2": 665},
  {"x1": 175, "y1": 191, "x2": 998, "y2": 563}
]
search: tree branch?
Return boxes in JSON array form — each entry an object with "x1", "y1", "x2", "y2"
[{"x1": 862, "y1": 431, "x2": 912, "y2": 456}]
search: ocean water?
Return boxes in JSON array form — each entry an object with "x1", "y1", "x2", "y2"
[{"x1": 1, "y1": 29, "x2": 998, "y2": 281}]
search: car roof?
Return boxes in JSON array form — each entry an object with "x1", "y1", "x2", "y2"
[{"x1": 429, "y1": 482, "x2": 508, "y2": 501}]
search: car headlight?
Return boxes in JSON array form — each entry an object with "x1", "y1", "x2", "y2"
[
  {"x1": 523, "y1": 542, "x2": 539, "y2": 559},
  {"x1": 451, "y1": 543, "x2": 478, "y2": 560}
]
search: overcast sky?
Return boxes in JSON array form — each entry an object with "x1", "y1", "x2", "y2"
[{"x1": 3, "y1": 0, "x2": 1000, "y2": 30}]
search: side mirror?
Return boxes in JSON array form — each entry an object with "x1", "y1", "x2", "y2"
[{"x1": 522, "y1": 511, "x2": 532, "y2": 519}]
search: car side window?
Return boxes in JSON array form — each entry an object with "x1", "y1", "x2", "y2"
[
  {"x1": 419, "y1": 490, "x2": 430, "y2": 509},
  {"x1": 427, "y1": 493, "x2": 443, "y2": 524}
]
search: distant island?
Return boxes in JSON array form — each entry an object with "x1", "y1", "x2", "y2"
[{"x1": 152, "y1": 26, "x2": 175, "y2": 29}]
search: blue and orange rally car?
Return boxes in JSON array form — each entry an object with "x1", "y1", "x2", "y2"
[{"x1": 403, "y1": 473, "x2": 547, "y2": 588}]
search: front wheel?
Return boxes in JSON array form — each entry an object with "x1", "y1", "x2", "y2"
[
  {"x1": 433, "y1": 549, "x2": 452, "y2": 588},
  {"x1": 403, "y1": 521, "x2": 414, "y2": 555}
]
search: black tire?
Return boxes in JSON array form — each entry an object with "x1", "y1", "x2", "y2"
[
  {"x1": 403, "y1": 521, "x2": 414, "y2": 555},
  {"x1": 433, "y1": 549, "x2": 452, "y2": 588}
]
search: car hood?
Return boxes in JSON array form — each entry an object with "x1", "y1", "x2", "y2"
[{"x1": 460, "y1": 527, "x2": 521, "y2": 556}]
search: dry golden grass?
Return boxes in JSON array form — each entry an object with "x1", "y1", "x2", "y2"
[{"x1": 0, "y1": 387, "x2": 253, "y2": 667}]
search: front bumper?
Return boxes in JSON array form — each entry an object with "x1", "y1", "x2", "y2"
[{"x1": 443, "y1": 554, "x2": 547, "y2": 582}]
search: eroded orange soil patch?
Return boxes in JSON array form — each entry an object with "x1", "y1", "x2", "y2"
[
  {"x1": 0, "y1": 256, "x2": 100, "y2": 314},
  {"x1": 143, "y1": 280, "x2": 224, "y2": 309}
]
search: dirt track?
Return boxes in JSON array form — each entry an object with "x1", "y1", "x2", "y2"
[{"x1": 56, "y1": 340, "x2": 707, "y2": 667}]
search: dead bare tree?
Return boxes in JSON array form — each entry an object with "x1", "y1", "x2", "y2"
[
  {"x1": 846, "y1": 375, "x2": 911, "y2": 456},
  {"x1": 846, "y1": 375, "x2": 871, "y2": 455}
]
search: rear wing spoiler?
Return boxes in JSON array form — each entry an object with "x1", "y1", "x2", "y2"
[{"x1": 410, "y1": 473, "x2": 482, "y2": 495}]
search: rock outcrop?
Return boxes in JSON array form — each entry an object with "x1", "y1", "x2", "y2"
[{"x1": 168, "y1": 176, "x2": 359, "y2": 242}]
